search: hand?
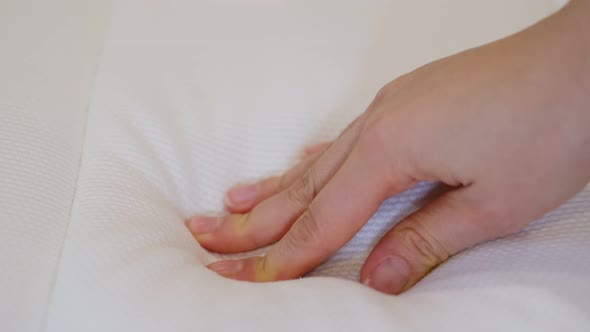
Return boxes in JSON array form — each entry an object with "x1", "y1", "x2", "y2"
[{"x1": 186, "y1": 1, "x2": 590, "y2": 294}]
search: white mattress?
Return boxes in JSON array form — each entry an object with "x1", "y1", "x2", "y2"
[{"x1": 2, "y1": 1, "x2": 589, "y2": 331}]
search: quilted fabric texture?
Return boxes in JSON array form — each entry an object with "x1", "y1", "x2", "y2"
[{"x1": 2, "y1": 1, "x2": 589, "y2": 332}]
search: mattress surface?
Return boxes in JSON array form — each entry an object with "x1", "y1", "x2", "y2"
[{"x1": 2, "y1": 1, "x2": 589, "y2": 331}]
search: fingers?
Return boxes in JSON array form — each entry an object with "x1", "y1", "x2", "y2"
[
  {"x1": 187, "y1": 115, "x2": 368, "y2": 254},
  {"x1": 360, "y1": 186, "x2": 514, "y2": 295},
  {"x1": 224, "y1": 148, "x2": 325, "y2": 214},
  {"x1": 207, "y1": 139, "x2": 416, "y2": 281}
]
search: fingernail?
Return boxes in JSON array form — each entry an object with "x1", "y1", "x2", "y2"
[
  {"x1": 208, "y1": 260, "x2": 244, "y2": 276},
  {"x1": 186, "y1": 216, "x2": 221, "y2": 234},
  {"x1": 226, "y1": 183, "x2": 259, "y2": 205},
  {"x1": 364, "y1": 256, "x2": 411, "y2": 295}
]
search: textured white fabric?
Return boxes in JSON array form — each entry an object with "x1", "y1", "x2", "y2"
[
  {"x1": 2, "y1": 1, "x2": 589, "y2": 332},
  {"x1": 0, "y1": 1, "x2": 110, "y2": 331}
]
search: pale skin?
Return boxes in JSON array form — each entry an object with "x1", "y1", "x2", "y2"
[{"x1": 186, "y1": 0, "x2": 590, "y2": 294}]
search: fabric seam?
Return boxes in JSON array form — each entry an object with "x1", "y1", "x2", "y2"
[{"x1": 39, "y1": 3, "x2": 114, "y2": 331}]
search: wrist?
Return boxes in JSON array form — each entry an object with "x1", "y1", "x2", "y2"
[
  {"x1": 556, "y1": 0, "x2": 590, "y2": 98},
  {"x1": 523, "y1": 0, "x2": 590, "y2": 118},
  {"x1": 560, "y1": 0, "x2": 590, "y2": 91},
  {"x1": 501, "y1": 1, "x2": 590, "y2": 136}
]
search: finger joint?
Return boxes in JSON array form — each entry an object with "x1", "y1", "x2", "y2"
[
  {"x1": 398, "y1": 223, "x2": 449, "y2": 270},
  {"x1": 287, "y1": 171, "x2": 316, "y2": 208},
  {"x1": 281, "y1": 208, "x2": 329, "y2": 256}
]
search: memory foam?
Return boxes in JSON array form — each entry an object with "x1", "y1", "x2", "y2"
[{"x1": 2, "y1": 1, "x2": 589, "y2": 331}]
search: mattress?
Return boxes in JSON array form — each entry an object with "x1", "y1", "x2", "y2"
[{"x1": 2, "y1": 1, "x2": 589, "y2": 331}]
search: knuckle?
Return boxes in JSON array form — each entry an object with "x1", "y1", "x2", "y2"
[
  {"x1": 374, "y1": 74, "x2": 411, "y2": 101},
  {"x1": 281, "y1": 209, "x2": 328, "y2": 254},
  {"x1": 374, "y1": 85, "x2": 391, "y2": 103},
  {"x1": 359, "y1": 116, "x2": 389, "y2": 152},
  {"x1": 266, "y1": 176, "x2": 284, "y2": 191},
  {"x1": 287, "y1": 171, "x2": 316, "y2": 208},
  {"x1": 397, "y1": 222, "x2": 449, "y2": 269},
  {"x1": 357, "y1": 115, "x2": 397, "y2": 168},
  {"x1": 356, "y1": 118, "x2": 395, "y2": 183},
  {"x1": 358, "y1": 114, "x2": 416, "y2": 187},
  {"x1": 277, "y1": 174, "x2": 291, "y2": 191}
]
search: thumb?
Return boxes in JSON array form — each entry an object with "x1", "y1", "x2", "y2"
[{"x1": 360, "y1": 186, "x2": 517, "y2": 295}]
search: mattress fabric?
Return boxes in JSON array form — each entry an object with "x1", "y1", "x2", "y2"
[
  {"x1": 2, "y1": 1, "x2": 589, "y2": 332},
  {"x1": 0, "y1": 1, "x2": 110, "y2": 331}
]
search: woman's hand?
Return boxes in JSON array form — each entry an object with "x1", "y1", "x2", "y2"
[{"x1": 186, "y1": 1, "x2": 590, "y2": 294}]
